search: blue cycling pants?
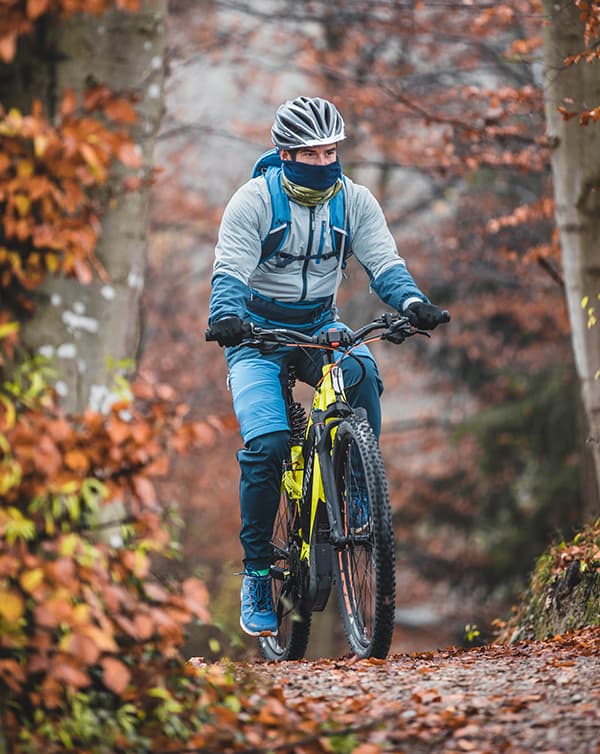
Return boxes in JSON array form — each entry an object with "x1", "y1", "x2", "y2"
[{"x1": 226, "y1": 326, "x2": 384, "y2": 570}]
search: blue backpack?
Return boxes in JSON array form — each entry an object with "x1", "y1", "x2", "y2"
[{"x1": 251, "y1": 148, "x2": 351, "y2": 265}]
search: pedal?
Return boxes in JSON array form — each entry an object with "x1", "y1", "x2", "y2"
[{"x1": 270, "y1": 566, "x2": 289, "y2": 581}]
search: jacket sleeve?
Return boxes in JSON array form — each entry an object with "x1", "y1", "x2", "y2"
[
  {"x1": 208, "y1": 273, "x2": 249, "y2": 324},
  {"x1": 347, "y1": 182, "x2": 429, "y2": 311},
  {"x1": 208, "y1": 179, "x2": 269, "y2": 323},
  {"x1": 371, "y1": 265, "x2": 430, "y2": 312}
]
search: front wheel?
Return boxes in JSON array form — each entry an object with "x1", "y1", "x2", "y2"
[
  {"x1": 259, "y1": 484, "x2": 311, "y2": 661},
  {"x1": 332, "y1": 417, "x2": 396, "y2": 659}
]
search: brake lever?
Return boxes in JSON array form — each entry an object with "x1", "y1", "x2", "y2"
[
  {"x1": 242, "y1": 331, "x2": 281, "y2": 353},
  {"x1": 381, "y1": 330, "x2": 406, "y2": 343},
  {"x1": 381, "y1": 322, "x2": 430, "y2": 342}
]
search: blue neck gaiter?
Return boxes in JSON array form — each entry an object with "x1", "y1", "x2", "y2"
[{"x1": 282, "y1": 157, "x2": 342, "y2": 190}]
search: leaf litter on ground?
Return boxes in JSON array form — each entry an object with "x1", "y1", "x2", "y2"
[{"x1": 189, "y1": 626, "x2": 600, "y2": 754}]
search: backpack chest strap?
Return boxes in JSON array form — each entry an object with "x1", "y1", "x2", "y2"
[{"x1": 260, "y1": 167, "x2": 350, "y2": 264}]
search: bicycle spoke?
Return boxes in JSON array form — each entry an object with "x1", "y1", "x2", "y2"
[
  {"x1": 260, "y1": 487, "x2": 311, "y2": 661},
  {"x1": 350, "y1": 545, "x2": 376, "y2": 630}
]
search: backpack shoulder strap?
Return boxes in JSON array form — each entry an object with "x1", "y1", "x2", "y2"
[
  {"x1": 260, "y1": 166, "x2": 290, "y2": 262},
  {"x1": 330, "y1": 179, "x2": 351, "y2": 264}
]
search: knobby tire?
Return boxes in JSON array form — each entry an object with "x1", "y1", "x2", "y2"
[{"x1": 332, "y1": 416, "x2": 396, "y2": 659}]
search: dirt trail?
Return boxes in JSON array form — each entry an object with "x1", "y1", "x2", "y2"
[{"x1": 248, "y1": 627, "x2": 600, "y2": 754}]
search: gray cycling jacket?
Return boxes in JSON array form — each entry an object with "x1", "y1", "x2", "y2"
[{"x1": 212, "y1": 173, "x2": 423, "y2": 306}]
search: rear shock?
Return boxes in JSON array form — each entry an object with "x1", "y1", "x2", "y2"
[
  {"x1": 287, "y1": 366, "x2": 307, "y2": 444},
  {"x1": 282, "y1": 366, "x2": 307, "y2": 505}
]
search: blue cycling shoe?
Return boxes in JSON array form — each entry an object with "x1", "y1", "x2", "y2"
[{"x1": 240, "y1": 571, "x2": 278, "y2": 637}]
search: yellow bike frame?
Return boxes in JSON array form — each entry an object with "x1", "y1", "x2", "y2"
[{"x1": 282, "y1": 361, "x2": 347, "y2": 563}]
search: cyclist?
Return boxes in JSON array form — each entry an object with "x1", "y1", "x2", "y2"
[{"x1": 206, "y1": 96, "x2": 448, "y2": 638}]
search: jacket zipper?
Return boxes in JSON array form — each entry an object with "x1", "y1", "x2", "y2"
[
  {"x1": 300, "y1": 206, "x2": 315, "y2": 301},
  {"x1": 315, "y1": 220, "x2": 326, "y2": 263}
]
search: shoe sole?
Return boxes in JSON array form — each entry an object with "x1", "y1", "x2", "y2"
[{"x1": 239, "y1": 617, "x2": 278, "y2": 638}]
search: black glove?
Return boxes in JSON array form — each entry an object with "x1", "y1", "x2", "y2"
[
  {"x1": 404, "y1": 302, "x2": 450, "y2": 330},
  {"x1": 205, "y1": 316, "x2": 247, "y2": 347}
]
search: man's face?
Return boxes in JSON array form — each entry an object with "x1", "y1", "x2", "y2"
[{"x1": 281, "y1": 144, "x2": 338, "y2": 165}]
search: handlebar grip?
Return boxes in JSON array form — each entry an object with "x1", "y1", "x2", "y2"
[
  {"x1": 440, "y1": 310, "x2": 451, "y2": 324},
  {"x1": 205, "y1": 322, "x2": 254, "y2": 344}
]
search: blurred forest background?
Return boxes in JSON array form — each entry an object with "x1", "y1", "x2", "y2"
[
  {"x1": 1, "y1": 0, "x2": 599, "y2": 749},
  {"x1": 143, "y1": 0, "x2": 597, "y2": 658},
  {"x1": 1, "y1": 0, "x2": 599, "y2": 669}
]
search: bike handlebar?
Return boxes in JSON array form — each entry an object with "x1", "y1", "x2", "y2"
[{"x1": 206, "y1": 310, "x2": 450, "y2": 349}]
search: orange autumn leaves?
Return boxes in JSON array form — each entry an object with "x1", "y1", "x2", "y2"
[
  {"x1": 0, "y1": 0, "x2": 141, "y2": 62},
  {"x1": 0, "y1": 87, "x2": 142, "y2": 298},
  {"x1": 0, "y1": 381, "x2": 211, "y2": 724},
  {"x1": 1, "y1": 395, "x2": 170, "y2": 505},
  {"x1": 0, "y1": 3, "x2": 227, "y2": 750}
]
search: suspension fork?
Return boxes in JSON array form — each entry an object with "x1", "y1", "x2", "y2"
[
  {"x1": 314, "y1": 421, "x2": 348, "y2": 547},
  {"x1": 304, "y1": 361, "x2": 353, "y2": 609},
  {"x1": 308, "y1": 359, "x2": 354, "y2": 549},
  {"x1": 301, "y1": 416, "x2": 344, "y2": 612},
  {"x1": 302, "y1": 415, "x2": 354, "y2": 611}
]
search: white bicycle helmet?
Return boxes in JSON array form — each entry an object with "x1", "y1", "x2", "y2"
[{"x1": 271, "y1": 96, "x2": 346, "y2": 150}]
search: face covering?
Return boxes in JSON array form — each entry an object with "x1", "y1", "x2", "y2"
[{"x1": 282, "y1": 157, "x2": 342, "y2": 191}]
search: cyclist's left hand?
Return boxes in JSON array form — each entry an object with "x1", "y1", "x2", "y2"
[
  {"x1": 205, "y1": 315, "x2": 248, "y2": 346},
  {"x1": 404, "y1": 302, "x2": 449, "y2": 330}
]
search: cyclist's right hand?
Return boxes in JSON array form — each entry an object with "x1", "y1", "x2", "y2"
[
  {"x1": 205, "y1": 316, "x2": 249, "y2": 346},
  {"x1": 404, "y1": 302, "x2": 450, "y2": 330}
]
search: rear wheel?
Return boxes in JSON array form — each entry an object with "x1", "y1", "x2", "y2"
[
  {"x1": 332, "y1": 416, "x2": 396, "y2": 659},
  {"x1": 259, "y1": 485, "x2": 311, "y2": 661}
]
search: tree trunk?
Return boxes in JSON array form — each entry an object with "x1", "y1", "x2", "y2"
[
  {"x1": 4, "y1": 2, "x2": 166, "y2": 413},
  {"x1": 542, "y1": 0, "x2": 600, "y2": 513}
]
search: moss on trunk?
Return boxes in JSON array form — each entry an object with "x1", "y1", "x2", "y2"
[{"x1": 501, "y1": 518, "x2": 600, "y2": 643}]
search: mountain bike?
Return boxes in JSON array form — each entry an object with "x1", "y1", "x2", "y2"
[{"x1": 235, "y1": 311, "x2": 448, "y2": 661}]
